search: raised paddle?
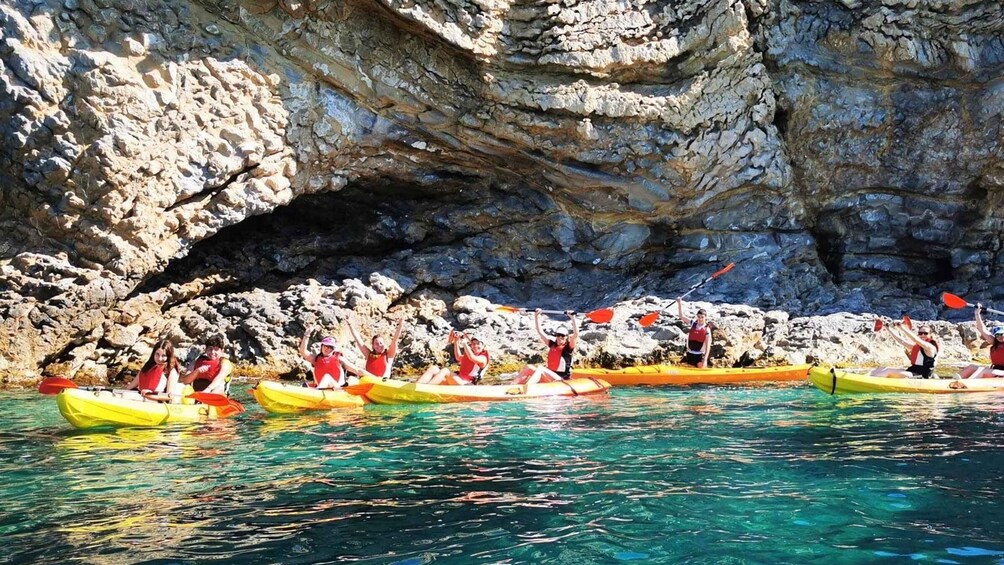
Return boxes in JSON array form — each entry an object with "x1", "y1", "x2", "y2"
[
  {"x1": 40, "y1": 376, "x2": 236, "y2": 407},
  {"x1": 639, "y1": 263, "x2": 735, "y2": 327},
  {"x1": 872, "y1": 314, "x2": 913, "y2": 333},
  {"x1": 495, "y1": 306, "x2": 615, "y2": 324},
  {"x1": 942, "y1": 292, "x2": 1004, "y2": 316}
]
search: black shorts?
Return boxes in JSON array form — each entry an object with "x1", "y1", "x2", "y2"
[
  {"x1": 906, "y1": 365, "x2": 932, "y2": 378},
  {"x1": 684, "y1": 351, "x2": 704, "y2": 366}
]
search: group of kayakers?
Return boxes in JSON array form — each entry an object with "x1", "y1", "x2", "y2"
[
  {"x1": 126, "y1": 295, "x2": 1004, "y2": 400},
  {"x1": 294, "y1": 297, "x2": 706, "y2": 391}
]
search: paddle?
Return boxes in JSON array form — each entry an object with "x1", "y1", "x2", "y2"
[
  {"x1": 942, "y1": 292, "x2": 1004, "y2": 316},
  {"x1": 639, "y1": 262, "x2": 736, "y2": 327},
  {"x1": 495, "y1": 306, "x2": 615, "y2": 324},
  {"x1": 344, "y1": 383, "x2": 375, "y2": 396},
  {"x1": 39, "y1": 376, "x2": 235, "y2": 407},
  {"x1": 872, "y1": 314, "x2": 912, "y2": 333}
]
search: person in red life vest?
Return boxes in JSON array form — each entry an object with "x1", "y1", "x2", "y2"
[
  {"x1": 181, "y1": 335, "x2": 234, "y2": 394},
  {"x1": 513, "y1": 309, "x2": 578, "y2": 385},
  {"x1": 416, "y1": 331, "x2": 489, "y2": 385},
  {"x1": 299, "y1": 325, "x2": 368, "y2": 389},
  {"x1": 958, "y1": 305, "x2": 1004, "y2": 379},
  {"x1": 348, "y1": 317, "x2": 404, "y2": 379},
  {"x1": 870, "y1": 323, "x2": 939, "y2": 378},
  {"x1": 126, "y1": 339, "x2": 183, "y2": 399},
  {"x1": 676, "y1": 298, "x2": 712, "y2": 368}
]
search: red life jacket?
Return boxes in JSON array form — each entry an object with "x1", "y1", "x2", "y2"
[
  {"x1": 366, "y1": 351, "x2": 391, "y2": 378},
  {"x1": 191, "y1": 357, "x2": 222, "y2": 391},
  {"x1": 313, "y1": 352, "x2": 344, "y2": 387},
  {"x1": 458, "y1": 349, "x2": 489, "y2": 383},
  {"x1": 137, "y1": 365, "x2": 166, "y2": 392},
  {"x1": 547, "y1": 341, "x2": 574, "y2": 378},
  {"x1": 687, "y1": 321, "x2": 709, "y2": 355},
  {"x1": 991, "y1": 342, "x2": 1004, "y2": 367},
  {"x1": 908, "y1": 341, "x2": 938, "y2": 369}
]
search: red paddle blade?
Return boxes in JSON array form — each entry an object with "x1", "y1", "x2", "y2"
[
  {"x1": 585, "y1": 308, "x2": 614, "y2": 324},
  {"x1": 712, "y1": 262, "x2": 736, "y2": 278},
  {"x1": 873, "y1": 319, "x2": 883, "y2": 332},
  {"x1": 345, "y1": 383, "x2": 375, "y2": 396},
  {"x1": 38, "y1": 377, "x2": 79, "y2": 395},
  {"x1": 187, "y1": 392, "x2": 232, "y2": 407},
  {"x1": 217, "y1": 399, "x2": 245, "y2": 418},
  {"x1": 942, "y1": 292, "x2": 969, "y2": 309},
  {"x1": 639, "y1": 312, "x2": 660, "y2": 327},
  {"x1": 495, "y1": 306, "x2": 523, "y2": 313},
  {"x1": 901, "y1": 314, "x2": 913, "y2": 330}
]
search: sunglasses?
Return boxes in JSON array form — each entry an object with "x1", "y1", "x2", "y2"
[{"x1": 917, "y1": 332, "x2": 929, "y2": 335}]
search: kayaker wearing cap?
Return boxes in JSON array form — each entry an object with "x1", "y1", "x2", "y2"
[
  {"x1": 348, "y1": 317, "x2": 404, "y2": 379},
  {"x1": 181, "y1": 335, "x2": 233, "y2": 394},
  {"x1": 416, "y1": 331, "x2": 489, "y2": 385},
  {"x1": 870, "y1": 323, "x2": 938, "y2": 378},
  {"x1": 127, "y1": 339, "x2": 183, "y2": 401},
  {"x1": 677, "y1": 297, "x2": 712, "y2": 368},
  {"x1": 514, "y1": 309, "x2": 578, "y2": 385},
  {"x1": 958, "y1": 305, "x2": 1004, "y2": 379},
  {"x1": 299, "y1": 325, "x2": 369, "y2": 389}
]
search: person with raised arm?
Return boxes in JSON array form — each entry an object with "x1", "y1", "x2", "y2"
[
  {"x1": 870, "y1": 323, "x2": 939, "y2": 378},
  {"x1": 677, "y1": 297, "x2": 711, "y2": 368},
  {"x1": 514, "y1": 309, "x2": 578, "y2": 385},
  {"x1": 959, "y1": 304, "x2": 1004, "y2": 379},
  {"x1": 299, "y1": 325, "x2": 370, "y2": 389},
  {"x1": 348, "y1": 318, "x2": 404, "y2": 379}
]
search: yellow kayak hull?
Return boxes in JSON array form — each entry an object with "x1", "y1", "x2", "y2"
[
  {"x1": 252, "y1": 380, "x2": 366, "y2": 413},
  {"x1": 359, "y1": 375, "x2": 610, "y2": 405},
  {"x1": 809, "y1": 367, "x2": 1004, "y2": 394},
  {"x1": 571, "y1": 364, "x2": 812, "y2": 386},
  {"x1": 56, "y1": 388, "x2": 232, "y2": 429}
]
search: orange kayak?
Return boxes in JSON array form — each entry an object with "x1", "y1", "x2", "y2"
[{"x1": 571, "y1": 364, "x2": 812, "y2": 386}]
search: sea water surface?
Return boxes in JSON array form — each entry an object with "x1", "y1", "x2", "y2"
[{"x1": 3, "y1": 383, "x2": 1004, "y2": 564}]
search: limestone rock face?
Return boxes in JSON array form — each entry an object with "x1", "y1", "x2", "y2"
[{"x1": 0, "y1": 0, "x2": 1002, "y2": 382}]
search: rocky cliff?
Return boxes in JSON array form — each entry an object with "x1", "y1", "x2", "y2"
[{"x1": 1, "y1": 0, "x2": 1002, "y2": 383}]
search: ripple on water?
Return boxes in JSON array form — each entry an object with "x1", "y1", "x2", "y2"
[{"x1": 2, "y1": 386, "x2": 1004, "y2": 562}]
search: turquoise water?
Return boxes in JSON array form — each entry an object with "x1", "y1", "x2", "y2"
[{"x1": 3, "y1": 384, "x2": 1004, "y2": 564}]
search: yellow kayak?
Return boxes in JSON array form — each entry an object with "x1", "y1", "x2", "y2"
[
  {"x1": 358, "y1": 375, "x2": 610, "y2": 405},
  {"x1": 252, "y1": 380, "x2": 366, "y2": 413},
  {"x1": 56, "y1": 388, "x2": 241, "y2": 429},
  {"x1": 809, "y1": 366, "x2": 1004, "y2": 394},
  {"x1": 571, "y1": 364, "x2": 812, "y2": 386}
]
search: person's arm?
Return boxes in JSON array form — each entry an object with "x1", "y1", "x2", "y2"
[
  {"x1": 348, "y1": 322, "x2": 371, "y2": 358},
  {"x1": 126, "y1": 373, "x2": 140, "y2": 390},
  {"x1": 701, "y1": 331, "x2": 711, "y2": 368},
  {"x1": 898, "y1": 326, "x2": 937, "y2": 358},
  {"x1": 677, "y1": 297, "x2": 691, "y2": 326},
  {"x1": 453, "y1": 335, "x2": 465, "y2": 363},
  {"x1": 884, "y1": 326, "x2": 912, "y2": 349},
  {"x1": 341, "y1": 357, "x2": 378, "y2": 379},
  {"x1": 534, "y1": 309, "x2": 549, "y2": 345},
  {"x1": 386, "y1": 318, "x2": 405, "y2": 359},
  {"x1": 976, "y1": 304, "x2": 993, "y2": 343},
  {"x1": 567, "y1": 311, "x2": 579, "y2": 350},
  {"x1": 165, "y1": 368, "x2": 182, "y2": 402},
  {"x1": 181, "y1": 357, "x2": 205, "y2": 385},
  {"x1": 299, "y1": 325, "x2": 317, "y2": 364},
  {"x1": 203, "y1": 359, "x2": 233, "y2": 394}
]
